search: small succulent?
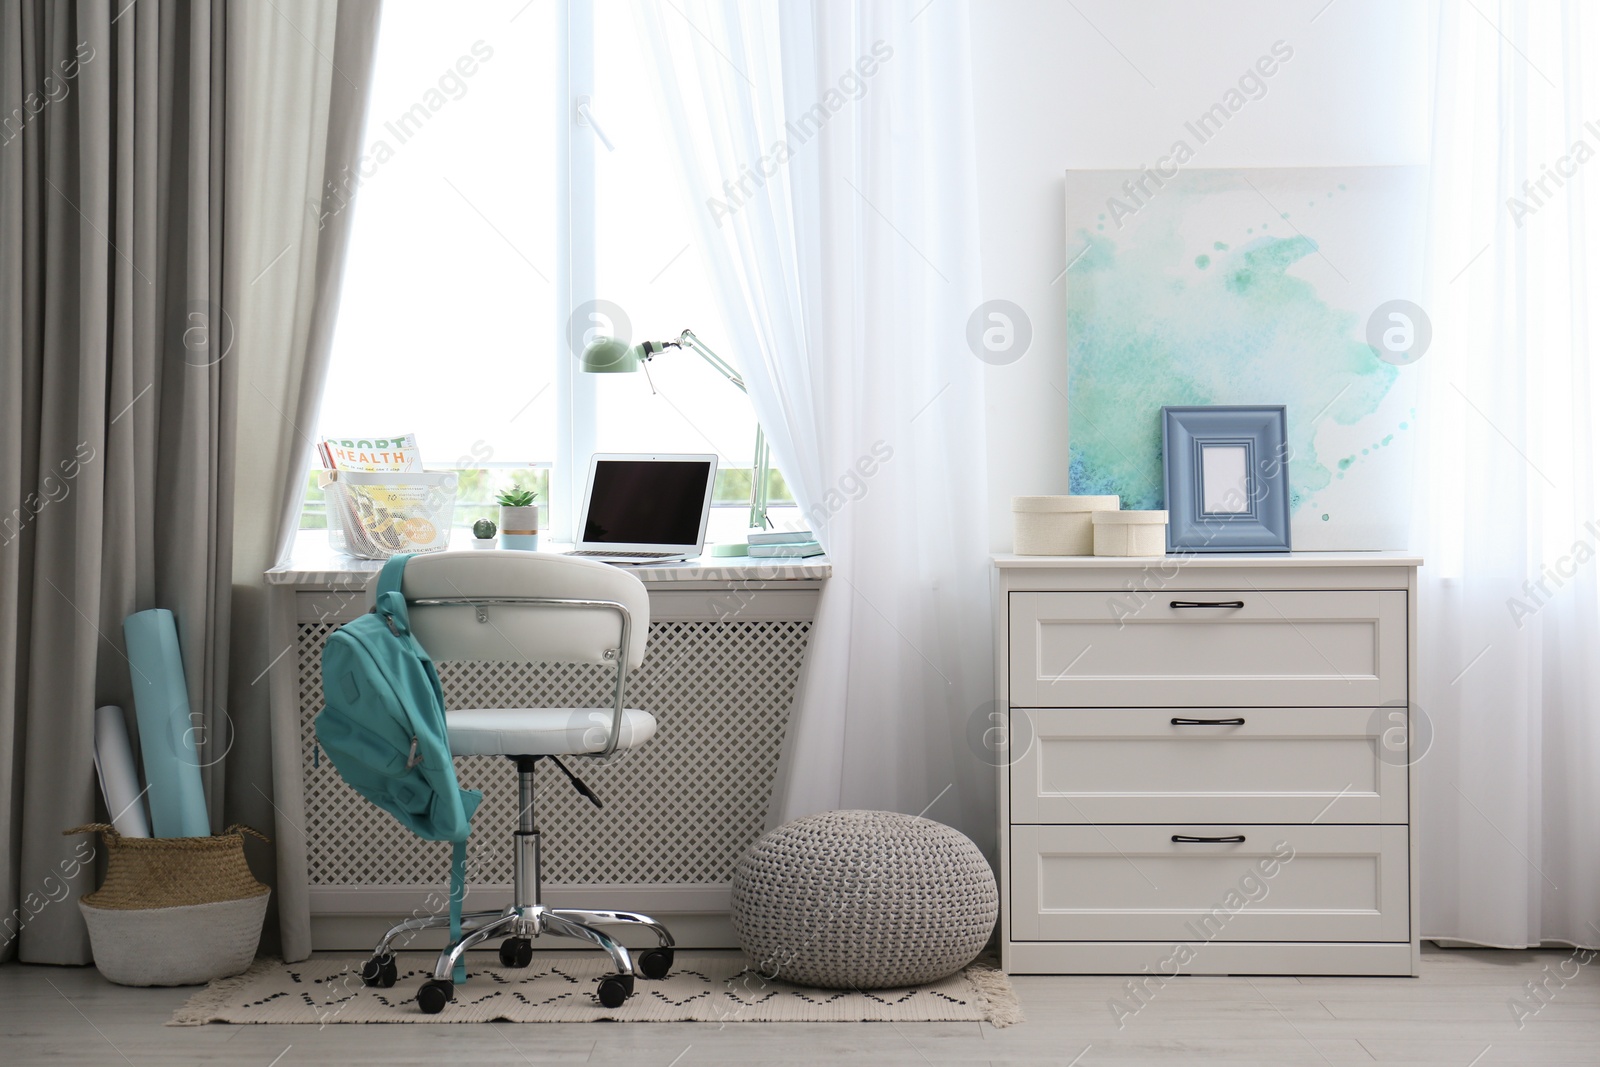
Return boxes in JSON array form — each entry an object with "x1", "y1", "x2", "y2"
[
  {"x1": 472, "y1": 518, "x2": 497, "y2": 540},
  {"x1": 496, "y1": 487, "x2": 537, "y2": 508}
]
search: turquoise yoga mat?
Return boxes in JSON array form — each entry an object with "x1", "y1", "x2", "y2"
[{"x1": 122, "y1": 609, "x2": 209, "y2": 837}]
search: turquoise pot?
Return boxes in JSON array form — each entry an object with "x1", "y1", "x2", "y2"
[{"x1": 499, "y1": 533, "x2": 539, "y2": 551}]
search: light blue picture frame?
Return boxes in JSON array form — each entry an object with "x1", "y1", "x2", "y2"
[{"x1": 1162, "y1": 405, "x2": 1292, "y2": 553}]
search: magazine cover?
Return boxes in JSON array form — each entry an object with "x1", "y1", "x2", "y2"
[{"x1": 318, "y1": 434, "x2": 421, "y2": 473}]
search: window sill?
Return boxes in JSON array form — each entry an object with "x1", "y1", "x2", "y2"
[{"x1": 268, "y1": 528, "x2": 831, "y2": 586}]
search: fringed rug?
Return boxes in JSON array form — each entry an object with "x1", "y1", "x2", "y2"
[{"x1": 171, "y1": 951, "x2": 1022, "y2": 1026}]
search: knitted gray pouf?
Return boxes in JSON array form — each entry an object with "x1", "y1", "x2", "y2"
[{"x1": 730, "y1": 810, "x2": 998, "y2": 990}]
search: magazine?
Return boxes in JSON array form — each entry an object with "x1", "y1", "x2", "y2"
[
  {"x1": 318, "y1": 434, "x2": 421, "y2": 473},
  {"x1": 318, "y1": 433, "x2": 449, "y2": 557}
]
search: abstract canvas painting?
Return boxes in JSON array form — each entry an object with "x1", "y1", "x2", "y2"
[{"x1": 1064, "y1": 166, "x2": 1427, "y2": 550}]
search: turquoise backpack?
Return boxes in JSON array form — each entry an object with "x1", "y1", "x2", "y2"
[{"x1": 317, "y1": 554, "x2": 481, "y2": 982}]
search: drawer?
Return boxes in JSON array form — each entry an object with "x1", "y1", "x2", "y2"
[
  {"x1": 1011, "y1": 824, "x2": 1409, "y2": 942},
  {"x1": 1010, "y1": 707, "x2": 1409, "y2": 824},
  {"x1": 1008, "y1": 589, "x2": 1407, "y2": 707}
]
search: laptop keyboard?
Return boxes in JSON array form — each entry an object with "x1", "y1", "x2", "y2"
[{"x1": 567, "y1": 550, "x2": 681, "y2": 558}]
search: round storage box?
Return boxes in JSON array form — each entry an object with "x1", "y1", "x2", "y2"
[
  {"x1": 67, "y1": 823, "x2": 270, "y2": 987},
  {"x1": 1012, "y1": 495, "x2": 1119, "y2": 555},
  {"x1": 1092, "y1": 509, "x2": 1169, "y2": 557},
  {"x1": 730, "y1": 810, "x2": 998, "y2": 989}
]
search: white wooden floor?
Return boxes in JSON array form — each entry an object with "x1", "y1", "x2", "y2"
[{"x1": 1, "y1": 945, "x2": 1595, "y2": 1066}]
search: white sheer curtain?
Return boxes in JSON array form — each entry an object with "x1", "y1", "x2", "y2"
[
  {"x1": 633, "y1": 1, "x2": 995, "y2": 851},
  {"x1": 1419, "y1": 0, "x2": 1600, "y2": 948},
  {"x1": 226, "y1": 0, "x2": 383, "y2": 960}
]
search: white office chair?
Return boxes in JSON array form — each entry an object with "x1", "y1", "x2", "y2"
[{"x1": 355, "y1": 550, "x2": 674, "y2": 1013}]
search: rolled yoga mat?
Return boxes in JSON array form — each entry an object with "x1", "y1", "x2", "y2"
[
  {"x1": 94, "y1": 705, "x2": 151, "y2": 837},
  {"x1": 122, "y1": 609, "x2": 210, "y2": 837}
]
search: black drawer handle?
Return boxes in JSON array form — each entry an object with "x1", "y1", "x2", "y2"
[
  {"x1": 1170, "y1": 600, "x2": 1245, "y2": 609},
  {"x1": 1171, "y1": 717, "x2": 1246, "y2": 726},
  {"x1": 1171, "y1": 834, "x2": 1246, "y2": 843}
]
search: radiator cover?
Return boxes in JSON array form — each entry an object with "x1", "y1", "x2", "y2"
[{"x1": 297, "y1": 619, "x2": 811, "y2": 892}]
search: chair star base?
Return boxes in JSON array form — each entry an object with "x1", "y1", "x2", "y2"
[
  {"x1": 361, "y1": 755, "x2": 674, "y2": 1013},
  {"x1": 362, "y1": 901, "x2": 675, "y2": 1011}
]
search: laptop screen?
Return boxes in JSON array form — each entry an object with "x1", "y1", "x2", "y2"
[{"x1": 581, "y1": 458, "x2": 714, "y2": 546}]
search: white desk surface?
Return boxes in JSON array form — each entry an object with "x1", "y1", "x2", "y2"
[{"x1": 267, "y1": 529, "x2": 831, "y2": 586}]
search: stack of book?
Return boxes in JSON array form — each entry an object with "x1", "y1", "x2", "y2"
[{"x1": 747, "y1": 528, "x2": 825, "y2": 558}]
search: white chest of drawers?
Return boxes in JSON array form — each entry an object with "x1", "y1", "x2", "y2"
[{"x1": 994, "y1": 553, "x2": 1421, "y2": 976}]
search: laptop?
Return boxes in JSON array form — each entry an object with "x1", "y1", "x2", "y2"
[{"x1": 565, "y1": 453, "x2": 719, "y2": 564}]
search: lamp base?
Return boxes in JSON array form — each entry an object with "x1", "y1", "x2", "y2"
[{"x1": 710, "y1": 541, "x2": 749, "y2": 557}]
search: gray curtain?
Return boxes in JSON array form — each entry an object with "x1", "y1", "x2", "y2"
[
  {"x1": 0, "y1": 0, "x2": 232, "y2": 965},
  {"x1": 0, "y1": 0, "x2": 381, "y2": 965},
  {"x1": 221, "y1": 0, "x2": 382, "y2": 959}
]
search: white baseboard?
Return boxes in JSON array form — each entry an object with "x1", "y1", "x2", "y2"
[
  {"x1": 308, "y1": 883, "x2": 730, "y2": 914},
  {"x1": 310, "y1": 912, "x2": 738, "y2": 952},
  {"x1": 306, "y1": 883, "x2": 739, "y2": 951}
]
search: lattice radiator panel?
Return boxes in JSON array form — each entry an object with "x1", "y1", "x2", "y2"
[{"x1": 297, "y1": 620, "x2": 810, "y2": 890}]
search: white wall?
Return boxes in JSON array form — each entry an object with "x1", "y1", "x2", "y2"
[{"x1": 969, "y1": 0, "x2": 1430, "y2": 552}]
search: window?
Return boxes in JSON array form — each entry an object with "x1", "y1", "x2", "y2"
[{"x1": 306, "y1": 0, "x2": 794, "y2": 544}]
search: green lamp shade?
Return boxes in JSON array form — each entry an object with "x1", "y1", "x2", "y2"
[{"x1": 580, "y1": 336, "x2": 640, "y2": 373}]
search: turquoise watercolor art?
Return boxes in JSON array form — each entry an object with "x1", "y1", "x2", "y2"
[{"x1": 1063, "y1": 168, "x2": 1425, "y2": 549}]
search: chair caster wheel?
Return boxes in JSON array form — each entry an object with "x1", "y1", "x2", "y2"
[
  {"x1": 417, "y1": 978, "x2": 453, "y2": 1014},
  {"x1": 498, "y1": 937, "x2": 534, "y2": 968},
  {"x1": 596, "y1": 973, "x2": 634, "y2": 1008},
  {"x1": 360, "y1": 952, "x2": 397, "y2": 988},
  {"x1": 638, "y1": 948, "x2": 674, "y2": 980}
]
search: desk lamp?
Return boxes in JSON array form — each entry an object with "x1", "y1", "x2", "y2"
[{"x1": 580, "y1": 329, "x2": 771, "y2": 554}]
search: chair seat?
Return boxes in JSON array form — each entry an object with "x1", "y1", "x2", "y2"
[{"x1": 445, "y1": 708, "x2": 657, "y2": 757}]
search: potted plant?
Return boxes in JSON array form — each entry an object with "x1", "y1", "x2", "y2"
[
  {"x1": 470, "y1": 518, "x2": 497, "y2": 549},
  {"x1": 496, "y1": 487, "x2": 539, "y2": 551}
]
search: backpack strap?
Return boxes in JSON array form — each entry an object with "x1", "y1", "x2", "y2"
[
  {"x1": 449, "y1": 840, "x2": 468, "y2": 984},
  {"x1": 377, "y1": 552, "x2": 469, "y2": 985},
  {"x1": 377, "y1": 553, "x2": 412, "y2": 599},
  {"x1": 374, "y1": 554, "x2": 417, "y2": 642}
]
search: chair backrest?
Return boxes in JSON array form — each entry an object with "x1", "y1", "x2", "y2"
[{"x1": 393, "y1": 551, "x2": 651, "y2": 669}]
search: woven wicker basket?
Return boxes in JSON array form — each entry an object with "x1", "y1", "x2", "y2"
[{"x1": 65, "y1": 823, "x2": 271, "y2": 987}]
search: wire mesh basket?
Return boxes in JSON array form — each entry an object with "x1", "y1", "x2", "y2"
[{"x1": 319, "y1": 470, "x2": 458, "y2": 559}]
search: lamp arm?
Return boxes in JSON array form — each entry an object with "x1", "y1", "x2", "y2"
[
  {"x1": 640, "y1": 328, "x2": 771, "y2": 531},
  {"x1": 671, "y1": 329, "x2": 746, "y2": 393}
]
